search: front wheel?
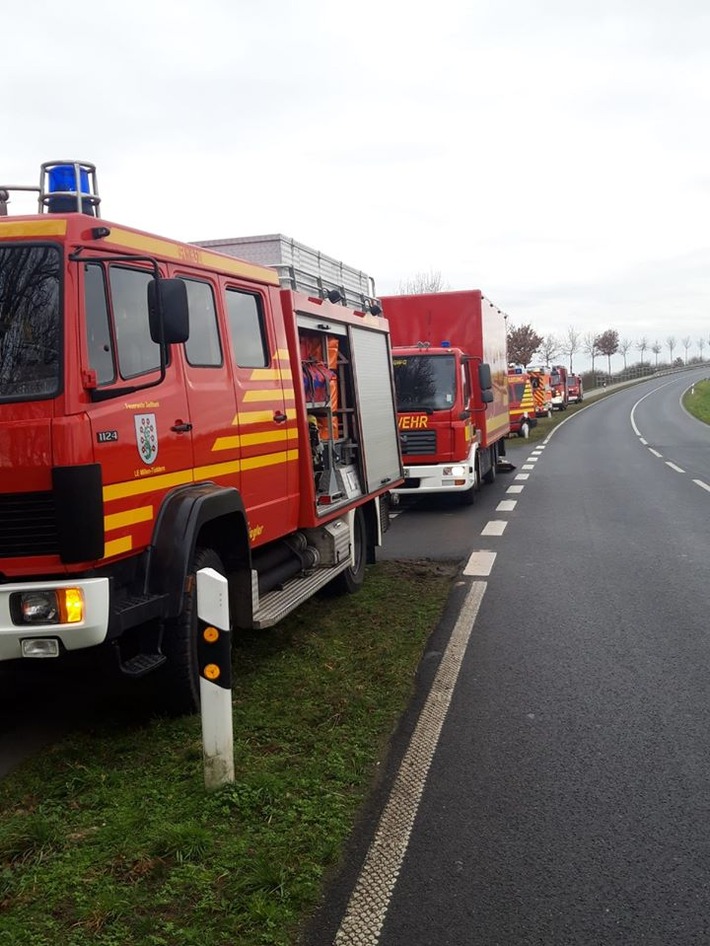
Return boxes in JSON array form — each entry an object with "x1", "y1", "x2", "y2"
[
  {"x1": 157, "y1": 546, "x2": 225, "y2": 716},
  {"x1": 482, "y1": 448, "x2": 497, "y2": 484},
  {"x1": 325, "y1": 506, "x2": 367, "y2": 596}
]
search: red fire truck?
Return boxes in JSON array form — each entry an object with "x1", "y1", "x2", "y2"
[
  {"x1": 0, "y1": 161, "x2": 402, "y2": 712},
  {"x1": 567, "y1": 373, "x2": 584, "y2": 403},
  {"x1": 381, "y1": 290, "x2": 509, "y2": 505},
  {"x1": 550, "y1": 364, "x2": 569, "y2": 410},
  {"x1": 507, "y1": 368, "x2": 538, "y2": 438}
]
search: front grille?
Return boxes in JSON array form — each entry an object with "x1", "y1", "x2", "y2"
[
  {"x1": 0, "y1": 491, "x2": 59, "y2": 557},
  {"x1": 399, "y1": 430, "x2": 436, "y2": 456}
]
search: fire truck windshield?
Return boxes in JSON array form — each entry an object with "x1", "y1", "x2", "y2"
[
  {"x1": 0, "y1": 244, "x2": 61, "y2": 401},
  {"x1": 393, "y1": 354, "x2": 456, "y2": 411}
]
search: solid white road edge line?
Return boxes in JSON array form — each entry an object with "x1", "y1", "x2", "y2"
[{"x1": 334, "y1": 581, "x2": 487, "y2": 946}]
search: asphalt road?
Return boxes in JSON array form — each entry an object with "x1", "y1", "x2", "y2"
[{"x1": 311, "y1": 367, "x2": 710, "y2": 945}]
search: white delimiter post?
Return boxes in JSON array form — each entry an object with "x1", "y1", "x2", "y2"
[{"x1": 196, "y1": 567, "x2": 235, "y2": 790}]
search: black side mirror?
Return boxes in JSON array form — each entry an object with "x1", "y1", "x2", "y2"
[
  {"x1": 478, "y1": 362, "x2": 492, "y2": 391},
  {"x1": 481, "y1": 390, "x2": 494, "y2": 403},
  {"x1": 148, "y1": 278, "x2": 189, "y2": 344}
]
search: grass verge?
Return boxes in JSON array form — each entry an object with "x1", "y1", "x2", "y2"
[
  {"x1": 0, "y1": 559, "x2": 457, "y2": 946},
  {"x1": 683, "y1": 378, "x2": 710, "y2": 424}
]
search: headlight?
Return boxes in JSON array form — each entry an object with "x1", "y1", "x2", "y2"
[
  {"x1": 11, "y1": 589, "x2": 84, "y2": 625},
  {"x1": 445, "y1": 465, "x2": 466, "y2": 477}
]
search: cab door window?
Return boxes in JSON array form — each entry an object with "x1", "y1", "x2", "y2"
[
  {"x1": 225, "y1": 289, "x2": 268, "y2": 368},
  {"x1": 182, "y1": 278, "x2": 222, "y2": 367},
  {"x1": 109, "y1": 266, "x2": 160, "y2": 380},
  {"x1": 83, "y1": 262, "x2": 115, "y2": 385}
]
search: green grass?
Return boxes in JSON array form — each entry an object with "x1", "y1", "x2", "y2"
[
  {"x1": 683, "y1": 378, "x2": 710, "y2": 424},
  {"x1": 0, "y1": 560, "x2": 457, "y2": 946}
]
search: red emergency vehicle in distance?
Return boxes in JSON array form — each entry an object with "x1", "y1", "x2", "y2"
[
  {"x1": 507, "y1": 367, "x2": 538, "y2": 438},
  {"x1": 0, "y1": 161, "x2": 402, "y2": 713},
  {"x1": 567, "y1": 373, "x2": 584, "y2": 403},
  {"x1": 527, "y1": 366, "x2": 554, "y2": 417},
  {"x1": 382, "y1": 290, "x2": 509, "y2": 505},
  {"x1": 549, "y1": 364, "x2": 569, "y2": 410}
]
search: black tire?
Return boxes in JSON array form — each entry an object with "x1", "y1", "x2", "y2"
[
  {"x1": 482, "y1": 448, "x2": 497, "y2": 484},
  {"x1": 157, "y1": 546, "x2": 225, "y2": 716},
  {"x1": 460, "y1": 457, "x2": 481, "y2": 505},
  {"x1": 325, "y1": 506, "x2": 367, "y2": 596}
]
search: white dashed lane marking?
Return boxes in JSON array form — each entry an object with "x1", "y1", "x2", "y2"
[
  {"x1": 507, "y1": 485, "x2": 524, "y2": 494},
  {"x1": 522, "y1": 464, "x2": 535, "y2": 470},
  {"x1": 649, "y1": 448, "x2": 663, "y2": 458},
  {"x1": 694, "y1": 479, "x2": 710, "y2": 492},
  {"x1": 666, "y1": 461, "x2": 685, "y2": 473},
  {"x1": 496, "y1": 500, "x2": 517, "y2": 512},
  {"x1": 464, "y1": 551, "x2": 497, "y2": 576},
  {"x1": 482, "y1": 520, "x2": 507, "y2": 536},
  {"x1": 515, "y1": 473, "x2": 530, "y2": 480}
]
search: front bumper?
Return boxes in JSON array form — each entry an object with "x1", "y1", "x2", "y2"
[
  {"x1": 0, "y1": 578, "x2": 110, "y2": 661},
  {"x1": 394, "y1": 462, "x2": 476, "y2": 495}
]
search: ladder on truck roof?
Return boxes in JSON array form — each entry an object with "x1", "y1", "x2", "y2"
[{"x1": 194, "y1": 233, "x2": 381, "y2": 313}]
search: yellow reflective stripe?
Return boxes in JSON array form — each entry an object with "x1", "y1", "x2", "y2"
[
  {"x1": 0, "y1": 219, "x2": 68, "y2": 238},
  {"x1": 212, "y1": 436, "x2": 240, "y2": 452},
  {"x1": 103, "y1": 451, "x2": 299, "y2": 502},
  {"x1": 486, "y1": 413, "x2": 511, "y2": 434},
  {"x1": 249, "y1": 368, "x2": 281, "y2": 380},
  {"x1": 241, "y1": 451, "x2": 290, "y2": 471},
  {"x1": 103, "y1": 469, "x2": 193, "y2": 502},
  {"x1": 193, "y1": 460, "x2": 241, "y2": 480},
  {"x1": 243, "y1": 389, "x2": 285, "y2": 402},
  {"x1": 212, "y1": 430, "x2": 292, "y2": 452},
  {"x1": 102, "y1": 227, "x2": 279, "y2": 284},
  {"x1": 105, "y1": 536, "x2": 133, "y2": 557},
  {"x1": 105, "y1": 506, "x2": 153, "y2": 532}
]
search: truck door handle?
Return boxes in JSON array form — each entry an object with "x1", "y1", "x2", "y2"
[
  {"x1": 273, "y1": 411, "x2": 287, "y2": 424},
  {"x1": 171, "y1": 422, "x2": 193, "y2": 433}
]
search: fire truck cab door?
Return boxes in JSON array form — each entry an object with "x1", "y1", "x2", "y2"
[
  {"x1": 220, "y1": 285, "x2": 293, "y2": 538},
  {"x1": 81, "y1": 261, "x2": 194, "y2": 559}
]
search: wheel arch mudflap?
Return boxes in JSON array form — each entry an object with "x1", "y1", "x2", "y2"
[{"x1": 147, "y1": 483, "x2": 250, "y2": 618}]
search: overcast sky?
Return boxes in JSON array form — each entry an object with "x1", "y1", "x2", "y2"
[{"x1": 5, "y1": 0, "x2": 710, "y2": 369}]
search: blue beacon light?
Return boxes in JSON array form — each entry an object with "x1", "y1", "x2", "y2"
[{"x1": 47, "y1": 164, "x2": 90, "y2": 196}]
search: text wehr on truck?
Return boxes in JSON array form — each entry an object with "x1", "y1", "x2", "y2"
[{"x1": 0, "y1": 161, "x2": 403, "y2": 713}]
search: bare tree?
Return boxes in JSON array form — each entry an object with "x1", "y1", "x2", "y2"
[
  {"x1": 636, "y1": 336, "x2": 648, "y2": 366},
  {"x1": 698, "y1": 337, "x2": 706, "y2": 362},
  {"x1": 398, "y1": 270, "x2": 447, "y2": 294},
  {"x1": 618, "y1": 337, "x2": 632, "y2": 370},
  {"x1": 681, "y1": 336, "x2": 691, "y2": 363},
  {"x1": 651, "y1": 340, "x2": 662, "y2": 368},
  {"x1": 559, "y1": 325, "x2": 581, "y2": 372},
  {"x1": 595, "y1": 329, "x2": 619, "y2": 376},
  {"x1": 539, "y1": 334, "x2": 559, "y2": 364},
  {"x1": 666, "y1": 336, "x2": 676, "y2": 363},
  {"x1": 583, "y1": 332, "x2": 599, "y2": 373}
]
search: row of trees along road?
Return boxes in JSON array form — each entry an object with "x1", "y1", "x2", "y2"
[
  {"x1": 393, "y1": 273, "x2": 707, "y2": 374},
  {"x1": 507, "y1": 324, "x2": 710, "y2": 373}
]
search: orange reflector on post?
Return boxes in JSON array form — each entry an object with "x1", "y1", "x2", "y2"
[
  {"x1": 204, "y1": 663, "x2": 221, "y2": 681},
  {"x1": 203, "y1": 626, "x2": 219, "y2": 643}
]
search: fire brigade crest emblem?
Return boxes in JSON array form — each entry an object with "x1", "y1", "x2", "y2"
[{"x1": 134, "y1": 414, "x2": 158, "y2": 465}]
